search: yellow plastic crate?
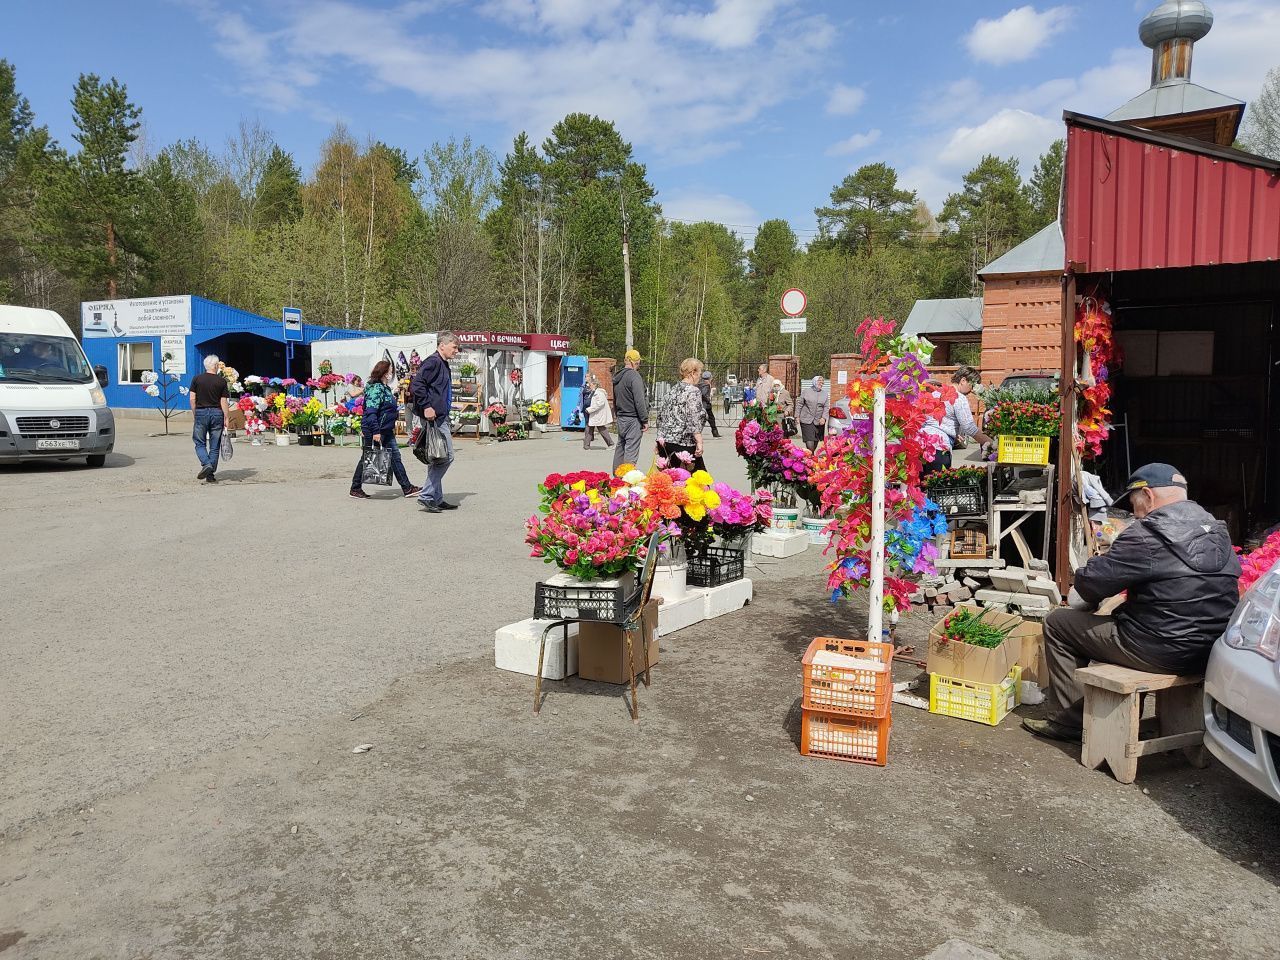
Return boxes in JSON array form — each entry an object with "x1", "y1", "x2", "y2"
[
  {"x1": 997, "y1": 435, "x2": 1051, "y2": 465},
  {"x1": 929, "y1": 665, "x2": 1023, "y2": 727}
]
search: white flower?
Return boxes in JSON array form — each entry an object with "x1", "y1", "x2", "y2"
[
  {"x1": 169, "y1": 373, "x2": 180, "y2": 382},
  {"x1": 141, "y1": 371, "x2": 159, "y2": 385},
  {"x1": 178, "y1": 386, "x2": 189, "y2": 396},
  {"x1": 231, "y1": 381, "x2": 243, "y2": 392},
  {"x1": 144, "y1": 384, "x2": 160, "y2": 397},
  {"x1": 623, "y1": 469, "x2": 646, "y2": 485}
]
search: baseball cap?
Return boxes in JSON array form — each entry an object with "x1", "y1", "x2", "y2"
[
  {"x1": 624, "y1": 349, "x2": 642, "y2": 363},
  {"x1": 1112, "y1": 463, "x2": 1188, "y2": 510},
  {"x1": 701, "y1": 371, "x2": 712, "y2": 380}
]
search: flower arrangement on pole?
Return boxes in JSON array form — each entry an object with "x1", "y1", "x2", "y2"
[
  {"x1": 808, "y1": 317, "x2": 951, "y2": 612},
  {"x1": 1075, "y1": 295, "x2": 1122, "y2": 459}
]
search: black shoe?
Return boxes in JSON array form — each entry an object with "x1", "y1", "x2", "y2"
[
  {"x1": 1021, "y1": 717, "x2": 1083, "y2": 743},
  {"x1": 420, "y1": 503, "x2": 443, "y2": 514},
  {"x1": 205, "y1": 473, "x2": 218, "y2": 484},
  {"x1": 197, "y1": 465, "x2": 212, "y2": 480},
  {"x1": 437, "y1": 500, "x2": 458, "y2": 510},
  {"x1": 349, "y1": 489, "x2": 370, "y2": 500},
  {"x1": 711, "y1": 431, "x2": 722, "y2": 439}
]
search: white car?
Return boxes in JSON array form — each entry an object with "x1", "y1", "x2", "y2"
[{"x1": 1204, "y1": 560, "x2": 1280, "y2": 803}]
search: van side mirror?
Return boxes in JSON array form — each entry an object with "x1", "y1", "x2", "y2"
[{"x1": 94, "y1": 365, "x2": 109, "y2": 387}]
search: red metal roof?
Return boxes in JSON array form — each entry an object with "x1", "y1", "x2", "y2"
[{"x1": 1063, "y1": 112, "x2": 1280, "y2": 273}]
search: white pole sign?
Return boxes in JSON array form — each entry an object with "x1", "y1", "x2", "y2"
[{"x1": 779, "y1": 317, "x2": 807, "y2": 334}]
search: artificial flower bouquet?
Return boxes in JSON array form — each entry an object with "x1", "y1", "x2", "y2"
[
  {"x1": 922, "y1": 465, "x2": 987, "y2": 491},
  {"x1": 484, "y1": 402, "x2": 507, "y2": 424},
  {"x1": 525, "y1": 470, "x2": 669, "y2": 581},
  {"x1": 529, "y1": 399, "x2": 551, "y2": 420},
  {"x1": 984, "y1": 400, "x2": 1060, "y2": 438},
  {"x1": 290, "y1": 397, "x2": 324, "y2": 431}
]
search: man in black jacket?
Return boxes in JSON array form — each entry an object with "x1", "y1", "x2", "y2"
[
  {"x1": 1025, "y1": 464, "x2": 1241, "y2": 741},
  {"x1": 410, "y1": 332, "x2": 460, "y2": 514}
]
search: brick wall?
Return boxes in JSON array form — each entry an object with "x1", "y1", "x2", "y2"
[{"x1": 980, "y1": 273, "x2": 1062, "y2": 384}]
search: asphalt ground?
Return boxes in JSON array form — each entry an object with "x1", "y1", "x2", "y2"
[{"x1": 2, "y1": 418, "x2": 1278, "y2": 959}]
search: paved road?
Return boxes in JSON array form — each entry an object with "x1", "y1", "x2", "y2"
[{"x1": 0, "y1": 418, "x2": 757, "y2": 832}]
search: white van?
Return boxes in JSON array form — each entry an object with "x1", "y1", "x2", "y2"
[{"x1": 0, "y1": 305, "x2": 115, "y2": 467}]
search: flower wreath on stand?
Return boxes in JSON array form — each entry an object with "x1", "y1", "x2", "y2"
[{"x1": 806, "y1": 317, "x2": 950, "y2": 613}]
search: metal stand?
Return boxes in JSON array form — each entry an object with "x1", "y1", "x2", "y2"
[{"x1": 987, "y1": 464, "x2": 1055, "y2": 568}]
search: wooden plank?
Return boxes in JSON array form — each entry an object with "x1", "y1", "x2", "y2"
[
  {"x1": 1081, "y1": 685, "x2": 1139, "y2": 783},
  {"x1": 1126, "y1": 731, "x2": 1205, "y2": 758},
  {"x1": 1075, "y1": 662, "x2": 1202, "y2": 695}
]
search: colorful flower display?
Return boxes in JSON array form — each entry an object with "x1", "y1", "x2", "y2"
[
  {"x1": 1075, "y1": 295, "x2": 1122, "y2": 459},
  {"x1": 807, "y1": 316, "x2": 950, "y2": 612},
  {"x1": 984, "y1": 400, "x2": 1060, "y2": 438},
  {"x1": 1237, "y1": 531, "x2": 1280, "y2": 595}
]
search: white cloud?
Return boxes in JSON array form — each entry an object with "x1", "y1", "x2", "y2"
[
  {"x1": 825, "y1": 83, "x2": 866, "y2": 116},
  {"x1": 965, "y1": 5, "x2": 1073, "y2": 66},
  {"x1": 825, "y1": 129, "x2": 881, "y2": 156},
  {"x1": 938, "y1": 108, "x2": 1060, "y2": 169},
  {"x1": 661, "y1": 190, "x2": 759, "y2": 228},
  {"x1": 193, "y1": 0, "x2": 834, "y2": 163}
]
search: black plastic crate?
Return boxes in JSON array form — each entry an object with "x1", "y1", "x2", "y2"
[
  {"x1": 927, "y1": 482, "x2": 987, "y2": 517},
  {"x1": 687, "y1": 546, "x2": 746, "y2": 588},
  {"x1": 534, "y1": 579, "x2": 634, "y2": 622}
]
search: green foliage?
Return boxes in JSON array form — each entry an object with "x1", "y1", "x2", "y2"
[
  {"x1": 1024, "y1": 139, "x2": 1064, "y2": 226},
  {"x1": 815, "y1": 162, "x2": 918, "y2": 255},
  {"x1": 1240, "y1": 65, "x2": 1280, "y2": 161},
  {"x1": 938, "y1": 606, "x2": 1015, "y2": 648},
  {"x1": 939, "y1": 154, "x2": 1031, "y2": 295},
  {"x1": 256, "y1": 145, "x2": 302, "y2": 227}
]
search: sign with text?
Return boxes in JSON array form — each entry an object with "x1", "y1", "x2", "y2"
[
  {"x1": 453, "y1": 331, "x2": 571, "y2": 352},
  {"x1": 780, "y1": 317, "x2": 807, "y2": 334},
  {"x1": 283, "y1": 306, "x2": 303, "y2": 342},
  {"x1": 160, "y1": 336, "x2": 187, "y2": 375},
  {"x1": 81, "y1": 296, "x2": 192, "y2": 338}
]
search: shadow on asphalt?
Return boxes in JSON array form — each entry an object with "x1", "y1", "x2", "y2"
[
  {"x1": 0, "y1": 451, "x2": 136, "y2": 472},
  {"x1": 213, "y1": 468, "x2": 258, "y2": 482}
]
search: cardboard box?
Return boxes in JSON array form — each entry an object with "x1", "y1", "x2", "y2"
[
  {"x1": 926, "y1": 605, "x2": 1021, "y2": 685},
  {"x1": 577, "y1": 599, "x2": 659, "y2": 685},
  {"x1": 1013, "y1": 619, "x2": 1047, "y2": 688}
]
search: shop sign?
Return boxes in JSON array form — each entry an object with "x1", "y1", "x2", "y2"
[
  {"x1": 81, "y1": 296, "x2": 192, "y2": 338},
  {"x1": 453, "y1": 331, "x2": 571, "y2": 353}
]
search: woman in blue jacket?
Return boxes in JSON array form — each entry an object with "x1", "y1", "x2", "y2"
[{"x1": 350, "y1": 359, "x2": 421, "y2": 500}]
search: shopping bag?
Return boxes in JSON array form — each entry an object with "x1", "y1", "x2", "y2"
[
  {"x1": 360, "y1": 443, "x2": 393, "y2": 486},
  {"x1": 220, "y1": 429, "x2": 234, "y2": 460},
  {"x1": 412, "y1": 423, "x2": 430, "y2": 464},
  {"x1": 782, "y1": 415, "x2": 798, "y2": 438},
  {"x1": 425, "y1": 422, "x2": 450, "y2": 465}
]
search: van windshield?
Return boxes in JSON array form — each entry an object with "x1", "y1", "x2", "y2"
[{"x1": 0, "y1": 333, "x2": 94, "y2": 384}]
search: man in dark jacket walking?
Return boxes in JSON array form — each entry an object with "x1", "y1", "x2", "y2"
[
  {"x1": 409, "y1": 332, "x2": 460, "y2": 514},
  {"x1": 1025, "y1": 464, "x2": 1241, "y2": 741},
  {"x1": 699, "y1": 371, "x2": 721, "y2": 439},
  {"x1": 612, "y1": 348, "x2": 649, "y2": 473}
]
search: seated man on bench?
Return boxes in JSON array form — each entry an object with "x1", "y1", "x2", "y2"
[{"x1": 1023, "y1": 463, "x2": 1241, "y2": 742}]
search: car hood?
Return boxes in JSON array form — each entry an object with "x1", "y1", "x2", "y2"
[{"x1": 0, "y1": 382, "x2": 99, "y2": 411}]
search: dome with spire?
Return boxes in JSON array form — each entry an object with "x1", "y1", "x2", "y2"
[{"x1": 1139, "y1": 0, "x2": 1214, "y2": 49}]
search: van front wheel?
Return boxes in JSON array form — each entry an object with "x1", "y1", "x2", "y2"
[{"x1": 86, "y1": 454, "x2": 106, "y2": 467}]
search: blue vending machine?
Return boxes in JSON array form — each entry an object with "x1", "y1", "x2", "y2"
[{"x1": 560, "y1": 355, "x2": 587, "y2": 430}]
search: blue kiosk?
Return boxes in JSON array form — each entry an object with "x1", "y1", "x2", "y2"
[{"x1": 559, "y1": 354, "x2": 588, "y2": 429}]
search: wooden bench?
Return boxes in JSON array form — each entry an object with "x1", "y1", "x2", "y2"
[{"x1": 1074, "y1": 662, "x2": 1208, "y2": 784}]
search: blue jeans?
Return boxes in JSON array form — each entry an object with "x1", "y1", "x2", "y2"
[
  {"x1": 351, "y1": 436, "x2": 412, "y2": 492},
  {"x1": 418, "y1": 421, "x2": 454, "y2": 505},
  {"x1": 193, "y1": 408, "x2": 225, "y2": 471}
]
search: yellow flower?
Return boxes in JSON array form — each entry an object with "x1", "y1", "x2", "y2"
[
  {"x1": 703, "y1": 489, "x2": 721, "y2": 510},
  {"x1": 686, "y1": 485, "x2": 705, "y2": 505},
  {"x1": 689, "y1": 470, "x2": 713, "y2": 487},
  {"x1": 570, "y1": 481, "x2": 586, "y2": 493},
  {"x1": 686, "y1": 504, "x2": 706, "y2": 521}
]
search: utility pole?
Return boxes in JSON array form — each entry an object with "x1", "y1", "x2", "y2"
[{"x1": 619, "y1": 178, "x2": 635, "y2": 351}]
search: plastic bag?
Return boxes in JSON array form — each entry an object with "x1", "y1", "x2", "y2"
[
  {"x1": 425, "y1": 422, "x2": 450, "y2": 465},
  {"x1": 220, "y1": 429, "x2": 234, "y2": 461},
  {"x1": 360, "y1": 443, "x2": 393, "y2": 486}
]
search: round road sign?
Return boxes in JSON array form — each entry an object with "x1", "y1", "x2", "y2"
[{"x1": 780, "y1": 288, "x2": 807, "y2": 317}]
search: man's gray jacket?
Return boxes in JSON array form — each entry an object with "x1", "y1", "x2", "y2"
[
  {"x1": 612, "y1": 367, "x2": 649, "y2": 423},
  {"x1": 1074, "y1": 500, "x2": 1241, "y2": 669}
]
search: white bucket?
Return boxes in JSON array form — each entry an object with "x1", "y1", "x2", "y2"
[
  {"x1": 652, "y1": 562, "x2": 689, "y2": 602},
  {"x1": 801, "y1": 516, "x2": 828, "y2": 545},
  {"x1": 771, "y1": 506, "x2": 801, "y2": 531}
]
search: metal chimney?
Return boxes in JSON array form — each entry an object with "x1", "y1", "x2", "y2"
[{"x1": 1139, "y1": 1, "x2": 1214, "y2": 86}]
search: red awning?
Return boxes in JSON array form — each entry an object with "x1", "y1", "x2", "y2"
[{"x1": 1063, "y1": 112, "x2": 1280, "y2": 273}]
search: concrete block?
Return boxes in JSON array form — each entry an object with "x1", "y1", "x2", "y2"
[
  {"x1": 948, "y1": 587, "x2": 972, "y2": 602},
  {"x1": 935, "y1": 558, "x2": 1006, "y2": 570},
  {"x1": 989, "y1": 568, "x2": 1030, "y2": 592},
  {"x1": 1028, "y1": 559, "x2": 1051, "y2": 573},
  {"x1": 703, "y1": 578, "x2": 753, "y2": 620},
  {"x1": 962, "y1": 577, "x2": 980, "y2": 589},
  {"x1": 658, "y1": 590, "x2": 707, "y2": 637},
  {"x1": 495, "y1": 618, "x2": 580, "y2": 679},
  {"x1": 751, "y1": 529, "x2": 808, "y2": 559},
  {"x1": 1026, "y1": 578, "x2": 1062, "y2": 604}
]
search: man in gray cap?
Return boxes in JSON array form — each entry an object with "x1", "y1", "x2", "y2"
[{"x1": 1024, "y1": 463, "x2": 1241, "y2": 742}]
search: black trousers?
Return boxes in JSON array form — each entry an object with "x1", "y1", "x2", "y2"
[{"x1": 657, "y1": 440, "x2": 706, "y2": 473}]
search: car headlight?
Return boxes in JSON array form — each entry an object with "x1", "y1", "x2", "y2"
[
  {"x1": 90, "y1": 386, "x2": 107, "y2": 406},
  {"x1": 1224, "y1": 568, "x2": 1280, "y2": 661}
]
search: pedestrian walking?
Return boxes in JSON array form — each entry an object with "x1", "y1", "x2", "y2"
[
  {"x1": 769, "y1": 380, "x2": 793, "y2": 416},
  {"x1": 656, "y1": 357, "x2": 707, "y2": 472},
  {"x1": 350, "y1": 359, "x2": 422, "y2": 501},
  {"x1": 753, "y1": 363, "x2": 776, "y2": 404},
  {"x1": 582, "y1": 374, "x2": 615, "y2": 450},
  {"x1": 798, "y1": 375, "x2": 828, "y2": 452},
  {"x1": 409, "y1": 331, "x2": 460, "y2": 514},
  {"x1": 721, "y1": 382, "x2": 733, "y2": 416},
  {"x1": 190, "y1": 354, "x2": 231, "y2": 483},
  {"x1": 612, "y1": 348, "x2": 649, "y2": 473},
  {"x1": 699, "y1": 371, "x2": 721, "y2": 438}
]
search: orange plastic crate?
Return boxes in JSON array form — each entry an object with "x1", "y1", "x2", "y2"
[
  {"x1": 801, "y1": 709, "x2": 891, "y2": 766},
  {"x1": 801, "y1": 637, "x2": 894, "y2": 718}
]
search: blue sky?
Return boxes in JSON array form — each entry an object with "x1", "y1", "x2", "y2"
[{"x1": 6, "y1": 1, "x2": 1277, "y2": 244}]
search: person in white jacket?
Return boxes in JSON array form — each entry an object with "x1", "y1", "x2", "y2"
[{"x1": 583, "y1": 374, "x2": 615, "y2": 450}]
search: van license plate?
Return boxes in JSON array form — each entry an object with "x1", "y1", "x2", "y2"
[{"x1": 36, "y1": 439, "x2": 80, "y2": 450}]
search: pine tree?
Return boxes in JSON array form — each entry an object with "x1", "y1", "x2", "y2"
[
  {"x1": 1024, "y1": 139, "x2": 1064, "y2": 228},
  {"x1": 815, "y1": 163, "x2": 918, "y2": 255},
  {"x1": 37, "y1": 73, "x2": 145, "y2": 298},
  {"x1": 939, "y1": 155, "x2": 1031, "y2": 295},
  {"x1": 255, "y1": 145, "x2": 302, "y2": 228}
]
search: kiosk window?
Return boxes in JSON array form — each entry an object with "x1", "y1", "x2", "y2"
[{"x1": 119, "y1": 342, "x2": 155, "y2": 384}]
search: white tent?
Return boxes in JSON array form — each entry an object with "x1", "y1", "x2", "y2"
[{"x1": 310, "y1": 333, "x2": 438, "y2": 380}]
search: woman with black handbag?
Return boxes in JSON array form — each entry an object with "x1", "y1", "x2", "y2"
[
  {"x1": 350, "y1": 360, "x2": 421, "y2": 501},
  {"x1": 655, "y1": 357, "x2": 708, "y2": 471}
]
